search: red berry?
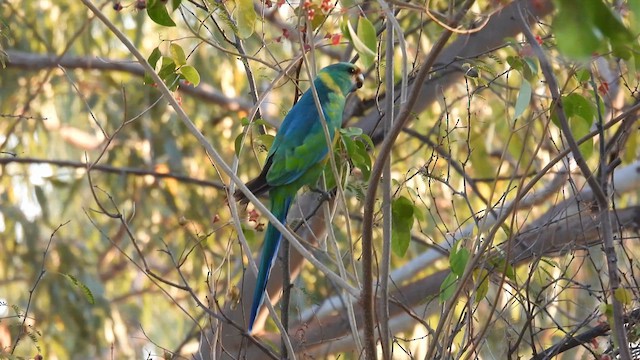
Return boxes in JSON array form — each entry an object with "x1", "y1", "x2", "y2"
[{"x1": 598, "y1": 81, "x2": 609, "y2": 95}]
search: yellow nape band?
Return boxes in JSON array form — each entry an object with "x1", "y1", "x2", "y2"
[{"x1": 318, "y1": 72, "x2": 342, "y2": 93}]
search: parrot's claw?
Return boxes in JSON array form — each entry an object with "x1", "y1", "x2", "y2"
[{"x1": 309, "y1": 187, "x2": 333, "y2": 201}]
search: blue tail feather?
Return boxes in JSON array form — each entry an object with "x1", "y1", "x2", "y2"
[{"x1": 248, "y1": 195, "x2": 292, "y2": 332}]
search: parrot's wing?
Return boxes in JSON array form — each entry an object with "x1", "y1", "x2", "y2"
[{"x1": 266, "y1": 113, "x2": 332, "y2": 186}]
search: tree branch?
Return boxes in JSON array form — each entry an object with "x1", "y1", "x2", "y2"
[
  {"x1": 361, "y1": 1, "x2": 475, "y2": 358},
  {"x1": 4, "y1": 50, "x2": 252, "y2": 111}
]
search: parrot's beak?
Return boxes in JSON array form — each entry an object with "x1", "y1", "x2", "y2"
[
  {"x1": 356, "y1": 73, "x2": 364, "y2": 88},
  {"x1": 354, "y1": 68, "x2": 364, "y2": 90}
]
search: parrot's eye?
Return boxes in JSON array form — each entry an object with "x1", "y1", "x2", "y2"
[{"x1": 349, "y1": 67, "x2": 356, "y2": 74}]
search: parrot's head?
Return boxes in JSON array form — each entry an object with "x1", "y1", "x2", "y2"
[{"x1": 318, "y1": 62, "x2": 364, "y2": 95}]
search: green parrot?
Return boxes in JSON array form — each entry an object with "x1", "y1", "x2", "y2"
[{"x1": 235, "y1": 62, "x2": 364, "y2": 332}]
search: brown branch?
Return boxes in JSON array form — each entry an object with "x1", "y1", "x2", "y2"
[
  {"x1": 4, "y1": 50, "x2": 252, "y2": 111},
  {"x1": 0, "y1": 156, "x2": 225, "y2": 190},
  {"x1": 361, "y1": 1, "x2": 475, "y2": 358},
  {"x1": 531, "y1": 308, "x2": 640, "y2": 360},
  {"x1": 11, "y1": 221, "x2": 70, "y2": 354},
  {"x1": 518, "y1": 6, "x2": 631, "y2": 358},
  {"x1": 275, "y1": 206, "x2": 640, "y2": 357}
]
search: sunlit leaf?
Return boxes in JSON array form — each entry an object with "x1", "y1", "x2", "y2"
[
  {"x1": 64, "y1": 274, "x2": 95, "y2": 305},
  {"x1": 357, "y1": 16, "x2": 376, "y2": 61},
  {"x1": 179, "y1": 65, "x2": 200, "y2": 86},
  {"x1": 236, "y1": 0, "x2": 256, "y2": 39},
  {"x1": 345, "y1": 19, "x2": 376, "y2": 68},
  {"x1": 614, "y1": 287, "x2": 632, "y2": 305},
  {"x1": 257, "y1": 134, "x2": 274, "y2": 151},
  {"x1": 391, "y1": 195, "x2": 414, "y2": 257},
  {"x1": 234, "y1": 132, "x2": 245, "y2": 157},
  {"x1": 170, "y1": 43, "x2": 186, "y2": 66}
]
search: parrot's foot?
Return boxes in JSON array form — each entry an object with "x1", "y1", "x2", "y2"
[{"x1": 309, "y1": 187, "x2": 333, "y2": 202}]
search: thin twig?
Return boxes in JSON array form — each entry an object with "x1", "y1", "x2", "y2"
[
  {"x1": 81, "y1": 0, "x2": 359, "y2": 299},
  {"x1": 361, "y1": 1, "x2": 475, "y2": 358},
  {"x1": 0, "y1": 156, "x2": 225, "y2": 189},
  {"x1": 10, "y1": 221, "x2": 70, "y2": 354},
  {"x1": 379, "y1": 8, "x2": 395, "y2": 359},
  {"x1": 517, "y1": 6, "x2": 631, "y2": 358}
]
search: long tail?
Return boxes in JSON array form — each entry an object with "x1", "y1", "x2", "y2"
[{"x1": 248, "y1": 192, "x2": 293, "y2": 332}]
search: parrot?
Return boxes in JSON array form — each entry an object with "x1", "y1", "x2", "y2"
[{"x1": 235, "y1": 62, "x2": 364, "y2": 332}]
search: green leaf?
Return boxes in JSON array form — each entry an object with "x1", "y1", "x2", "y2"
[
  {"x1": 624, "y1": 126, "x2": 638, "y2": 163},
  {"x1": 600, "y1": 303, "x2": 614, "y2": 319},
  {"x1": 357, "y1": 16, "x2": 377, "y2": 61},
  {"x1": 513, "y1": 80, "x2": 531, "y2": 120},
  {"x1": 391, "y1": 196, "x2": 414, "y2": 257},
  {"x1": 563, "y1": 93, "x2": 596, "y2": 123},
  {"x1": 169, "y1": 43, "x2": 186, "y2": 66},
  {"x1": 574, "y1": 69, "x2": 590, "y2": 83},
  {"x1": 145, "y1": 47, "x2": 162, "y2": 84},
  {"x1": 490, "y1": 257, "x2": 516, "y2": 282},
  {"x1": 629, "y1": 0, "x2": 640, "y2": 34},
  {"x1": 506, "y1": 55, "x2": 523, "y2": 71},
  {"x1": 553, "y1": 0, "x2": 601, "y2": 59},
  {"x1": 354, "y1": 140, "x2": 371, "y2": 180},
  {"x1": 172, "y1": 0, "x2": 182, "y2": 11},
  {"x1": 64, "y1": 274, "x2": 95, "y2": 305},
  {"x1": 614, "y1": 287, "x2": 632, "y2": 305},
  {"x1": 340, "y1": 18, "x2": 352, "y2": 42},
  {"x1": 553, "y1": 0, "x2": 633, "y2": 60},
  {"x1": 570, "y1": 113, "x2": 593, "y2": 159},
  {"x1": 148, "y1": 47, "x2": 162, "y2": 69},
  {"x1": 179, "y1": 65, "x2": 200, "y2": 86},
  {"x1": 241, "y1": 223, "x2": 256, "y2": 244},
  {"x1": 474, "y1": 269, "x2": 489, "y2": 303},
  {"x1": 158, "y1": 56, "x2": 176, "y2": 79},
  {"x1": 590, "y1": 0, "x2": 634, "y2": 59},
  {"x1": 522, "y1": 57, "x2": 538, "y2": 80},
  {"x1": 236, "y1": 0, "x2": 256, "y2": 39},
  {"x1": 340, "y1": 127, "x2": 363, "y2": 137},
  {"x1": 256, "y1": 134, "x2": 274, "y2": 151},
  {"x1": 469, "y1": 128, "x2": 494, "y2": 178},
  {"x1": 561, "y1": 93, "x2": 595, "y2": 159},
  {"x1": 234, "y1": 132, "x2": 244, "y2": 157},
  {"x1": 164, "y1": 72, "x2": 181, "y2": 91},
  {"x1": 147, "y1": 0, "x2": 176, "y2": 27},
  {"x1": 345, "y1": 19, "x2": 376, "y2": 68},
  {"x1": 450, "y1": 247, "x2": 469, "y2": 277},
  {"x1": 358, "y1": 133, "x2": 375, "y2": 150},
  {"x1": 439, "y1": 272, "x2": 458, "y2": 302}
]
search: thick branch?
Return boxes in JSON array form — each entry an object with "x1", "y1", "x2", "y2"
[{"x1": 4, "y1": 50, "x2": 252, "y2": 111}]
